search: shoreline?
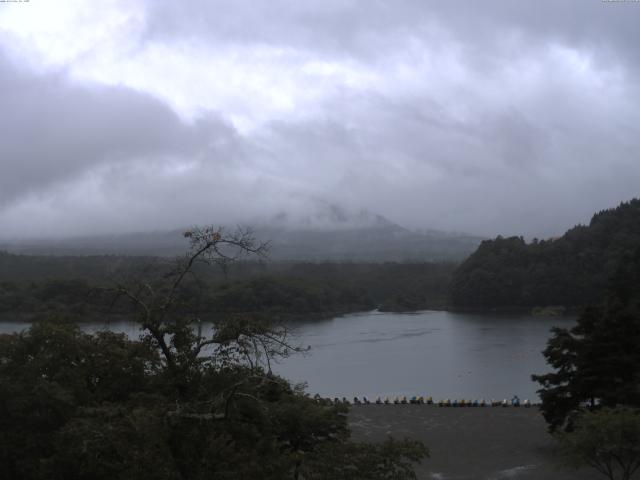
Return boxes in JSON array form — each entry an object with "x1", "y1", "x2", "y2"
[
  {"x1": 379, "y1": 305, "x2": 581, "y2": 317},
  {"x1": 0, "y1": 303, "x2": 581, "y2": 324},
  {"x1": 349, "y1": 405, "x2": 600, "y2": 480}
]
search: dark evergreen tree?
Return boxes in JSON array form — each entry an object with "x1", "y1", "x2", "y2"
[{"x1": 532, "y1": 248, "x2": 640, "y2": 431}]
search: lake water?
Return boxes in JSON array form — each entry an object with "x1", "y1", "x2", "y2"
[
  {"x1": 276, "y1": 310, "x2": 574, "y2": 401},
  {"x1": 0, "y1": 310, "x2": 573, "y2": 401}
]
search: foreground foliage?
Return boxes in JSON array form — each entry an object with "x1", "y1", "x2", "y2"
[
  {"x1": 556, "y1": 407, "x2": 640, "y2": 480},
  {"x1": 0, "y1": 227, "x2": 427, "y2": 480}
]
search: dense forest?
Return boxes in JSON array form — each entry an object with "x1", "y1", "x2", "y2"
[
  {"x1": 450, "y1": 199, "x2": 640, "y2": 309},
  {"x1": 0, "y1": 251, "x2": 454, "y2": 320}
]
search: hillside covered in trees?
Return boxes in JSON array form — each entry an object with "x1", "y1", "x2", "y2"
[{"x1": 450, "y1": 199, "x2": 640, "y2": 309}]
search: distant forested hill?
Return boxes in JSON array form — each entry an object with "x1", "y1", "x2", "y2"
[{"x1": 450, "y1": 199, "x2": 640, "y2": 308}]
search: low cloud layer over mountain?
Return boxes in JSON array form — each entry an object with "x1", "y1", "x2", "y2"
[{"x1": 1, "y1": 0, "x2": 639, "y2": 239}]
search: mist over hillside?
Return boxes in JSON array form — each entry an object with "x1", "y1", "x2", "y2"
[{"x1": 1, "y1": 204, "x2": 483, "y2": 262}]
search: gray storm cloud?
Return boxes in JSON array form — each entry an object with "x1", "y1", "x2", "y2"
[
  {"x1": 0, "y1": 52, "x2": 296, "y2": 237},
  {"x1": 0, "y1": 54, "x2": 233, "y2": 204},
  {"x1": 144, "y1": 0, "x2": 640, "y2": 69},
  {"x1": 0, "y1": 0, "x2": 639, "y2": 239}
]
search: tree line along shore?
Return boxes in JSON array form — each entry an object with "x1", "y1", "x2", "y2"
[{"x1": 3, "y1": 199, "x2": 640, "y2": 322}]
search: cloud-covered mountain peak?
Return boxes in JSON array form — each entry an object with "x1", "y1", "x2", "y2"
[{"x1": 269, "y1": 201, "x2": 397, "y2": 231}]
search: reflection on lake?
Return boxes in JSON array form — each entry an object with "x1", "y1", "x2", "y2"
[{"x1": 0, "y1": 310, "x2": 573, "y2": 401}]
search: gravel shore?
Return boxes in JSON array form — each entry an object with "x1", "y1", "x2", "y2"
[{"x1": 349, "y1": 405, "x2": 601, "y2": 480}]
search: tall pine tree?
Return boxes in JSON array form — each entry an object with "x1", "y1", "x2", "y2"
[{"x1": 533, "y1": 248, "x2": 640, "y2": 431}]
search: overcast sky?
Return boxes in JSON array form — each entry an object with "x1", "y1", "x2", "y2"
[{"x1": 0, "y1": 0, "x2": 639, "y2": 239}]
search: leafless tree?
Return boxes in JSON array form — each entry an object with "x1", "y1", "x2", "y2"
[{"x1": 109, "y1": 225, "x2": 302, "y2": 382}]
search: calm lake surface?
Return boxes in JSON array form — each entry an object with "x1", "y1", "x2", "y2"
[
  {"x1": 0, "y1": 310, "x2": 574, "y2": 401},
  {"x1": 276, "y1": 310, "x2": 574, "y2": 401}
]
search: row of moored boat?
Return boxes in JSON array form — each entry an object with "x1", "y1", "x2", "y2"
[{"x1": 313, "y1": 395, "x2": 535, "y2": 407}]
